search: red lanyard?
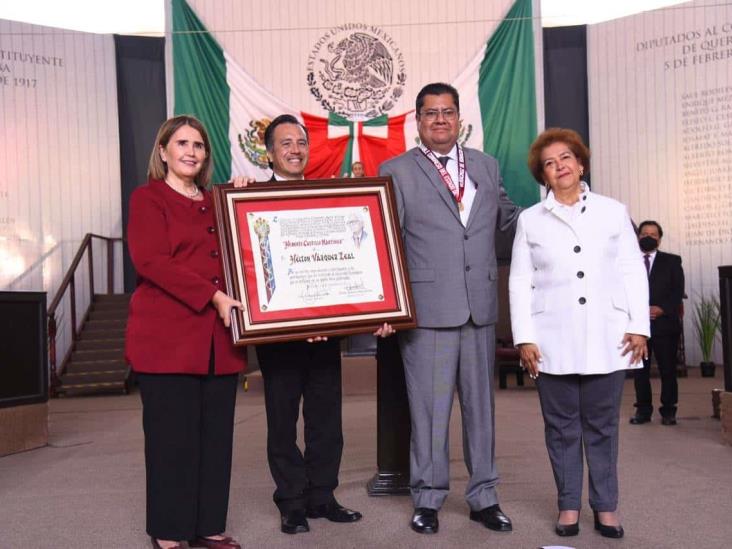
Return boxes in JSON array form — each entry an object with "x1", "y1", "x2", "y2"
[{"x1": 421, "y1": 145, "x2": 466, "y2": 210}]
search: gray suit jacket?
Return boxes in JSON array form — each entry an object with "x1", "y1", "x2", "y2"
[{"x1": 380, "y1": 147, "x2": 520, "y2": 328}]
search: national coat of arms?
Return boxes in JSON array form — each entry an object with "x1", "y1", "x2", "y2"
[
  {"x1": 306, "y1": 23, "x2": 406, "y2": 120},
  {"x1": 238, "y1": 117, "x2": 271, "y2": 169}
]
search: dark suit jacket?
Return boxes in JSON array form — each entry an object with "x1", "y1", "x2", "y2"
[{"x1": 648, "y1": 250, "x2": 685, "y2": 336}]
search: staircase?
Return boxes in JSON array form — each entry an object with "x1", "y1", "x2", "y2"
[{"x1": 56, "y1": 294, "x2": 131, "y2": 397}]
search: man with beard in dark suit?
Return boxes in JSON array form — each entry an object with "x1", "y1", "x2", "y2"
[{"x1": 630, "y1": 220, "x2": 685, "y2": 426}]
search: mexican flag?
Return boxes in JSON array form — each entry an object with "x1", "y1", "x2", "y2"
[
  {"x1": 301, "y1": 112, "x2": 412, "y2": 179},
  {"x1": 453, "y1": 0, "x2": 540, "y2": 206},
  {"x1": 171, "y1": 0, "x2": 409, "y2": 182},
  {"x1": 171, "y1": 0, "x2": 539, "y2": 206}
]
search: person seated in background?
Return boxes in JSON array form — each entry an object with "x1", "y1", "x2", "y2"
[{"x1": 350, "y1": 161, "x2": 365, "y2": 177}]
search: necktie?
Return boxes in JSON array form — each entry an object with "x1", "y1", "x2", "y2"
[
  {"x1": 438, "y1": 156, "x2": 450, "y2": 168},
  {"x1": 644, "y1": 253, "x2": 651, "y2": 277}
]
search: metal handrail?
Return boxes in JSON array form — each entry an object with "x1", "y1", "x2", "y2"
[{"x1": 47, "y1": 233, "x2": 124, "y2": 395}]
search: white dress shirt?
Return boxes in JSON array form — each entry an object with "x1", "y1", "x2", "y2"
[
  {"x1": 644, "y1": 249, "x2": 657, "y2": 273},
  {"x1": 434, "y1": 144, "x2": 476, "y2": 226}
]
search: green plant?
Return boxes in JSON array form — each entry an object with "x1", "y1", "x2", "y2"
[{"x1": 692, "y1": 294, "x2": 721, "y2": 362}]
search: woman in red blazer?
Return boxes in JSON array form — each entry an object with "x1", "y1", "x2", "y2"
[{"x1": 126, "y1": 115, "x2": 245, "y2": 549}]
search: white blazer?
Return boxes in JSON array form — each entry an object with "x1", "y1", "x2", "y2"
[{"x1": 509, "y1": 188, "x2": 650, "y2": 375}]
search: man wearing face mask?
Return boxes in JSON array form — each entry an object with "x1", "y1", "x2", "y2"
[{"x1": 630, "y1": 220, "x2": 685, "y2": 426}]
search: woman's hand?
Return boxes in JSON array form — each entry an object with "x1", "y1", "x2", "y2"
[
  {"x1": 211, "y1": 290, "x2": 244, "y2": 327},
  {"x1": 620, "y1": 333, "x2": 648, "y2": 366},
  {"x1": 229, "y1": 176, "x2": 255, "y2": 188},
  {"x1": 373, "y1": 322, "x2": 395, "y2": 338},
  {"x1": 517, "y1": 343, "x2": 542, "y2": 380}
]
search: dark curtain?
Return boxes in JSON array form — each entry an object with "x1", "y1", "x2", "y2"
[
  {"x1": 115, "y1": 35, "x2": 167, "y2": 292},
  {"x1": 543, "y1": 25, "x2": 590, "y2": 185}
]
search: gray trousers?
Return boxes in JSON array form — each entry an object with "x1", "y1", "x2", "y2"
[
  {"x1": 535, "y1": 370, "x2": 626, "y2": 512},
  {"x1": 399, "y1": 322, "x2": 498, "y2": 511}
]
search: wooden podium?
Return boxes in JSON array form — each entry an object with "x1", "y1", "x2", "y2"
[
  {"x1": 0, "y1": 292, "x2": 49, "y2": 456},
  {"x1": 367, "y1": 336, "x2": 411, "y2": 495}
]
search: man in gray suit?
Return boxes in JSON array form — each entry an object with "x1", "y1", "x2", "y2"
[{"x1": 379, "y1": 82, "x2": 520, "y2": 535}]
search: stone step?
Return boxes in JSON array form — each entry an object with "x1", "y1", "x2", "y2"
[
  {"x1": 91, "y1": 302, "x2": 130, "y2": 313},
  {"x1": 79, "y1": 328, "x2": 125, "y2": 341},
  {"x1": 57, "y1": 369, "x2": 130, "y2": 396},
  {"x1": 56, "y1": 380, "x2": 128, "y2": 397},
  {"x1": 65, "y1": 359, "x2": 128, "y2": 374},
  {"x1": 84, "y1": 319, "x2": 127, "y2": 331},
  {"x1": 76, "y1": 338, "x2": 125, "y2": 350},
  {"x1": 71, "y1": 348, "x2": 125, "y2": 362},
  {"x1": 91, "y1": 295, "x2": 131, "y2": 312},
  {"x1": 80, "y1": 329, "x2": 126, "y2": 340},
  {"x1": 88, "y1": 308, "x2": 128, "y2": 321},
  {"x1": 93, "y1": 293, "x2": 131, "y2": 303}
]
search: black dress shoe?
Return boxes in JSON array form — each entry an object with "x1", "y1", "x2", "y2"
[
  {"x1": 594, "y1": 510, "x2": 624, "y2": 538},
  {"x1": 661, "y1": 416, "x2": 677, "y2": 426},
  {"x1": 280, "y1": 509, "x2": 310, "y2": 534},
  {"x1": 306, "y1": 500, "x2": 363, "y2": 522},
  {"x1": 469, "y1": 504, "x2": 513, "y2": 532},
  {"x1": 555, "y1": 521, "x2": 579, "y2": 537},
  {"x1": 629, "y1": 415, "x2": 651, "y2": 425},
  {"x1": 410, "y1": 508, "x2": 439, "y2": 534}
]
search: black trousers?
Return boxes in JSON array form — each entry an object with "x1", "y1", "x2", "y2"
[
  {"x1": 257, "y1": 339, "x2": 343, "y2": 513},
  {"x1": 633, "y1": 333, "x2": 680, "y2": 418},
  {"x1": 137, "y1": 371, "x2": 239, "y2": 540},
  {"x1": 536, "y1": 370, "x2": 625, "y2": 512}
]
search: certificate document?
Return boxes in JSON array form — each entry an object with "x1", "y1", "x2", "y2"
[
  {"x1": 247, "y1": 206, "x2": 383, "y2": 311},
  {"x1": 214, "y1": 178, "x2": 415, "y2": 344}
]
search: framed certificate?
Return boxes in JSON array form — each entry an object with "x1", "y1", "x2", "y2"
[{"x1": 213, "y1": 177, "x2": 416, "y2": 345}]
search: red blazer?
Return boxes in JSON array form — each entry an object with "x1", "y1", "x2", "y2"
[{"x1": 125, "y1": 179, "x2": 247, "y2": 375}]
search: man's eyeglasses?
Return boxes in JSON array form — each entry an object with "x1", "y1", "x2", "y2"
[{"x1": 419, "y1": 109, "x2": 458, "y2": 121}]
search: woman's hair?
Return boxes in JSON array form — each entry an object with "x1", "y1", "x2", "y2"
[
  {"x1": 147, "y1": 115, "x2": 213, "y2": 186},
  {"x1": 527, "y1": 128, "x2": 590, "y2": 185}
]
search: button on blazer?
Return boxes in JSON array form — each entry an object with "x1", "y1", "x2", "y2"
[
  {"x1": 509, "y1": 190, "x2": 650, "y2": 375},
  {"x1": 125, "y1": 179, "x2": 246, "y2": 375}
]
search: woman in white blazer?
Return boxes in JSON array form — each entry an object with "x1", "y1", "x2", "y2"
[{"x1": 509, "y1": 128, "x2": 649, "y2": 540}]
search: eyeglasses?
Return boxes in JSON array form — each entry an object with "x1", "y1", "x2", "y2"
[{"x1": 419, "y1": 108, "x2": 458, "y2": 121}]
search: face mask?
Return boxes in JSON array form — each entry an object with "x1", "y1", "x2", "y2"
[{"x1": 639, "y1": 236, "x2": 658, "y2": 252}]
